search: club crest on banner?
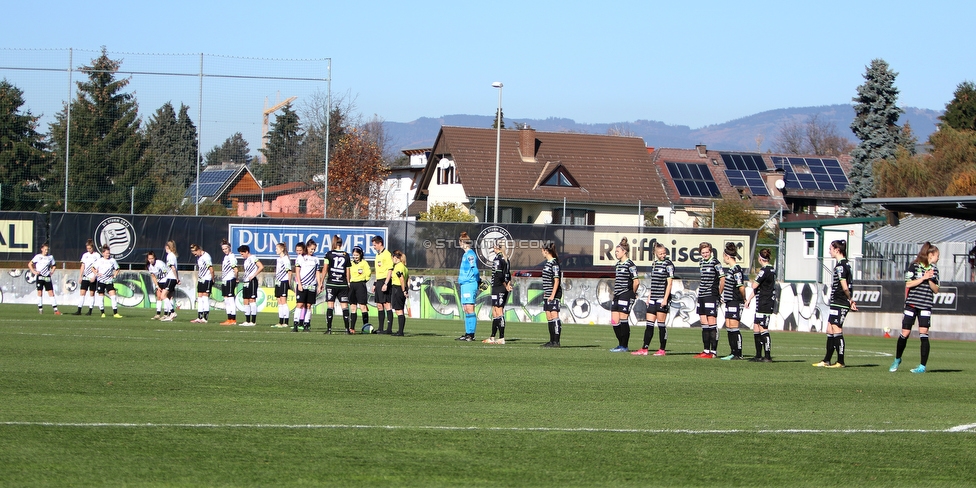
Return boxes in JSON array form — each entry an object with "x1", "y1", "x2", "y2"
[
  {"x1": 476, "y1": 226, "x2": 513, "y2": 267},
  {"x1": 94, "y1": 217, "x2": 136, "y2": 260}
]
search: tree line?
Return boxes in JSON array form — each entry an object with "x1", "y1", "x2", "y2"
[{"x1": 0, "y1": 48, "x2": 391, "y2": 218}]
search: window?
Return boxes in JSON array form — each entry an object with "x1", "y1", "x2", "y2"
[
  {"x1": 486, "y1": 206, "x2": 523, "y2": 224},
  {"x1": 298, "y1": 199, "x2": 307, "y2": 214},
  {"x1": 436, "y1": 157, "x2": 459, "y2": 185},
  {"x1": 804, "y1": 231, "x2": 816, "y2": 257},
  {"x1": 541, "y1": 167, "x2": 578, "y2": 187},
  {"x1": 552, "y1": 208, "x2": 594, "y2": 226}
]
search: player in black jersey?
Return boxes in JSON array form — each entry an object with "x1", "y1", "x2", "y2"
[
  {"x1": 610, "y1": 238, "x2": 639, "y2": 352},
  {"x1": 323, "y1": 235, "x2": 352, "y2": 334},
  {"x1": 637, "y1": 242, "x2": 673, "y2": 356},
  {"x1": 814, "y1": 240, "x2": 857, "y2": 368},
  {"x1": 719, "y1": 243, "x2": 747, "y2": 360},
  {"x1": 694, "y1": 242, "x2": 724, "y2": 358},
  {"x1": 541, "y1": 243, "x2": 563, "y2": 347},
  {"x1": 483, "y1": 241, "x2": 513, "y2": 344},
  {"x1": 891, "y1": 242, "x2": 940, "y2": 374},
  {"x1": 745, "y1": 248, "x2": 775, "y2": 362}
]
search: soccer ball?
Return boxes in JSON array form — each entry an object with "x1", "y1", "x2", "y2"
[{"x1": 361, "y1": 324, "x2": 374, "y2": 334}]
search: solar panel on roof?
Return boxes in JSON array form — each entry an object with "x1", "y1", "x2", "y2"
[{"x1": 666, "y1": 162, "x2": 721, "y2": 198}]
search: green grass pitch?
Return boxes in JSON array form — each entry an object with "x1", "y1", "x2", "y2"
[{"x1": 2, "y1": 304, "x2": 975, "y2": 486}]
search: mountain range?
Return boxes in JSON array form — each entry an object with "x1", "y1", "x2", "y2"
[{"x1": 382, "y1": 104, "x2": 942, "y2": 155}]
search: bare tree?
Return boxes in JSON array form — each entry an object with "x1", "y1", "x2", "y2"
[
  {"x1": 774, "y1": 117, "x2": 806, "y2": 154},
  {"x1": 774, "y1": 114, "x2": 855, "y2": 156}
]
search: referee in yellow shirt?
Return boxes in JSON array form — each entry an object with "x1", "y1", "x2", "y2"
[{"x1": 372, "y1": 235, "x2": 394, "y2": 334}]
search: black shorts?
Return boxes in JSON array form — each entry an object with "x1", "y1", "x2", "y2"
[
  {"x1": 296, "y1": 287, "x2": 317, "y2": 305},
  {"x1": 95, "y1": 282, "x2": 114, "y2": 295},
  {"x1": 242, "y1": 278, "x2": 259, "y2": 300},
  {"x1": 80, "y1": 279, "x2": 97, "y2": 292},
  {"x1": 373, "y1": 281, "x2": 390, "y2": 304},
  {"x1": 275, "y1": 281, "x2": 290, "y2": 298},
  {"x1": 753, "y1": 312, "x2": 771, "y2": 329},
  {"x1": 724, "y1": 300, "x2": 743, "y2": 321},
  {"x1": 325, "y1": 286, "x2": 349, "y2": 303},
  {"x1": 544, "y1": 298, "x2": 561, "y2": 312},
  {"x1": 611, "y1": 294, "x2": 635, "y2": 314},
  {"x1": 902, "y1": 305, "x2": 932, "y2": 330},
  {"x1": 348, "y1": 282, "x2": 369, "y2": 305},
  {"x1": 35, "y1": 276, "x2": 54, "y2": 292},
  {"x1": 221, "y1": 279, "x2": 238, "y2": 298},
  {"x1": 827, "y1": 306, "x2": 849, "y2": 327},
  {"x1": 197, "y1": 280, "x2": 213, "y2": 295},
  {"x1": 390, "y1": 285, "x2": 407, "y2": 311},
  {"x1": 491, "y1": 286, "x2": 510, "y2": 308},
  {"x1": 165, "y1": 279, "x2": 178, "y2": 298},
  {"x1": 697, "y1": 297, "x2": 719, "y2": 317},
  {"x1": 646, "y1": 299, "x2": 669, "y2": 315}
]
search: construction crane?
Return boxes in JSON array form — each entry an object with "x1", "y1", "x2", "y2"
[{"x1": 260, "y1": 95, "x2": 297, "y2": 158}]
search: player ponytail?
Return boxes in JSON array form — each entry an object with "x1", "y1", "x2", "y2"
[{"x1": 831, "y1": 240, "x2": 847, "y2": 258}]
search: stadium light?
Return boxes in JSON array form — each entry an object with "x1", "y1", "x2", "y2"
[{"x1": 492, "y1": 82, "x2": 503, "y2": 224}]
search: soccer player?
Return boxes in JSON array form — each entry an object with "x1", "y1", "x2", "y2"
[
  {"x1": 159, "y1": 240, "x2": 180, "y2": 322},
  {"x1": 483, "y1": 241, "x2": 513, "y2": 344},
  {"x1": 273, "y1": 242, "x2": 293, "y2": 327},
  {"x1": 745, "y1": 248, "x2": 776, "y2": 362},
  {"x1": 347, "y1": 246, "x2": 371, "y2": 333},
  {"x1": 541, "y1": 243, "x2": 563, "y2": 347},
  {"x1": 720, "y1": 243, "x2": 747, "y2": 360},
  {"x1": 390, "y1": 250, "x2": 409, "y2": 336},
  {"x1": 814, "y1": 240, "x2": 856, "y2": 368},
  {"x1": 29, "y1": 243, "x2": 60, "y2": 315},
  {"x1": 890, "y1": 242, "x2": 940, "y2": 374},
  {"x1": 219, "y1": 239, "x2": 239, "y2": 326},
  {"x1": 73, "y1": 239, "x2": 99, "y2": 315},
  {"x1": 372, "y1": 235, "x2": 394, "y2": 334},
  {"x1": 456, "y1": 231, "x2": 480, "y2": 341},
  {"x1": 190, "y1": 244, "x2": 214, "y2": 323},
  {"x1": 694, "y1": 242, "x2": 724, "y2": 359},
  {"x1": 293, "y1": 241, "x2": 317, "y2": 332},
  {"x1": 641, "y1": 242, "x2": 674, "y2": 356},
  {"x1": 323, "y1": 235, "x2": 351, "y2": 334},
  {"x1": 607, "y1": 238, "x2": 638, "y2": 352},
  {"x1": 93, "y1": 245, "x2": 121, "y2": 318},
  {"x1": 237, "y1": 244, "x2": 264, "y2": 326},
  {"x1": 147, "y1": 251, "x2": 169, "y2": 319}
]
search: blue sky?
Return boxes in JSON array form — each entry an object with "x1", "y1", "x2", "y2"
[{"x1": 4, "y1": 0, "x2": 974, "y2": 129}]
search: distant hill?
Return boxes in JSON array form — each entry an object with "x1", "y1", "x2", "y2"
[{"x1": 383, "y1": 104, "x2": 942, "y2": 154}]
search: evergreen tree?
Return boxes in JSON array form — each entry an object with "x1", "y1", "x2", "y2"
[
  {"x1": 48, "y1": 48, "x2": 146, "y2": 213},
  {"x1": 205, "y1": 132, "x2": 252, "y2": 167},
  {"x1": 0, "y1": 79, "x2": 50, "y2": 210},
  {"x1": 941, "y1": 81, "x2": 976, "y2": 132},
  {"x1": 256, "y1": 103, "x2": 303, "y2": 187},
  {"x1": 143, "y1": 102, "x2": 199, "y2": 214},
  {"x1": 848, "y1": 59, "x2": 902, "y2": 217}
]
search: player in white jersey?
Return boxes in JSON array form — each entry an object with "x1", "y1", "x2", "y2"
[
  {"x1": 93, "y1": 245, "x2": 122, "y2": 318},
  {"x1": 237, "y1": 244, "x2": 264, "y2": 326},
  {"x1": 218, "y1": 239, "x2": 239, "y2": 325},
  {"x1": 190, "y1": 243, "x2": 214, "y2": 323},
  {"x1": 273, "y1": 242, "x2": 293, "y2": 327},
  {"x1": 293, "y1": 241, "x2": 320, "y2": 332},
  {"x1": 74, "y1": 239, "x2": 99, "y2": 315},
  {"x1": 160, "y1": 240, "x2": 180, "y2": 322},
  {"x1": 147, "y1": 251, "x2": 169, "y2": 319},
  {"x1": 29, "y1": 243, "x2": 60, "y2": 315}
]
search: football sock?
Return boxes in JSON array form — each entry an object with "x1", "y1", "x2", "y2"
[
  {"x1": 377, "y1": 309, "x2": 386, "y2": 331},
  {"x1": 491, "y1": 317, "x2": 500, "y2": 338},
  {"x1": 554, "y1": 319, "x2": 562, "y2": 343},
  {"x1": 642, "y1": 321, "x2": 655, "y2": 349},
  {"x1": 658, "y1": 325, "x2": 667, "y2": 351},
  {"x1": 618, "y1": 319, "x2": 629, "y2": 348},
  {"x1": 327, "y1": 309, "x2": 334, "y2": 328},
  {"x1": 342, "y1": 309, "x2": 350, "y2": 328},
  {"x1": 701, "y1": 327, "x2": 709, "y2": 352},
  {"x1": 919, "y1": 334, "x2": 929, "y2": 366},
  {"x1": 397, "y1": 314, "x2": 406, "y2": 334},
  {"x1": 225, "y1": 297, "x2": 236, "y2": 319},
  {"x1": 728, "y1": 329, "x2": 742, "y2": 357},
  {"x1": 824, "y1": 334, "x2": 835, "y2": 362},
  {"x1": 361, "y1": 311, "x2": 369, "y2": 325},
  {"x1": 386, "y1": 310, "x2": 394, "y2": 330},
  {"x1": 754, "y1": 333, "x2": 762, "y2": 357},
  {"x1": 836, "y1": 334, "x2": 845, "y2": 364},
  {"x1": 761, "y1": 331, "x2": 771, "y2": 358},
  {"x1": 709, "y1": 327, "x2": 718, "y2": 353},
  {"x1": 895, "y1": 334, "x2": 908, "y2": 359},
  {"x1": 349, "y1": 312, "x2": 358, "y2": 330},
  {"x1": 498, "y1": 316, "x2": 505, "y2": 339},
  {"x1": 465, "y1": 312, "x2": 477, "y2": 335},
  {"x1": 547, "y1": 320, "x2": 556, "y2": 343}
]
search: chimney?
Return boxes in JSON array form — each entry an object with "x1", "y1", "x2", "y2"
[
  {"x1": 765, "y1": 172, "x2": 786, "y2": 198},
  {"x1": 519, "y1": 125, "x2": 537, "y2": 163},
  {"x1": 695, "y1": 144, "x2": 707, "y2": 158}
]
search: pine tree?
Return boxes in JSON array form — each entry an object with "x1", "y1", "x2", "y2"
[
  {"x1": 205, "y1": 132, "x2": 252, "y2": 167},
  {"x1": 848, "y1": 59, "x2": 903, "y2": 218},
  {"x1": 256, "y1": 103, "x2": 303, "y2": 187},
  {"x1": 0, "y1": 79, "x2": 50, "y2": 210},
  {"x1": 48, "y1": 48, "x2": 146, "y2": 213},
  {"x1": 143, "y1": 102, "x2": 199, "y2": 214},
  {"x1": 941, "y1": 81, "x2": 976, "y2": 132}
]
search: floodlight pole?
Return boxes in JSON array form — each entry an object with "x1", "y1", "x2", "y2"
[{"x1": 492, "y1": 82, "x2": 503, "y2": 224}]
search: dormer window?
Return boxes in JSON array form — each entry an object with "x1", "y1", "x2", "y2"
[
  {"x1": 541, "y1": 166, "x2": 578, "y2": 188},
  {"x1": 436, "y1": 157, "x2": 459, "y2": 185}
]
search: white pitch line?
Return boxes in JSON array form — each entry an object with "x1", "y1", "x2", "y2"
[{"x1": 2, "y1": 421, "x2": 974, "y2": 434}]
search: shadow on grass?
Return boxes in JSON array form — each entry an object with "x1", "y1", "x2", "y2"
[{"x1": 928, "y1": 369, "x2": 963, "y2": 373}]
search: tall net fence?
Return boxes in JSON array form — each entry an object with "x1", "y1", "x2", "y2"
[{"x1": 0, "y1": 48, "x2": 330, "y2": 213}]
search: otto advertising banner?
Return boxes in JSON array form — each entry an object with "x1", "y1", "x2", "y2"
[
  {"x1": 0, "y1": 220, "x2": 34, "y2": 254},
  {"x1": 593, "y1": 231, "x2": 754, "y2": 270},
  {"x1": 229, "y1": 224, "x2": 388, "y2": 260}
]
